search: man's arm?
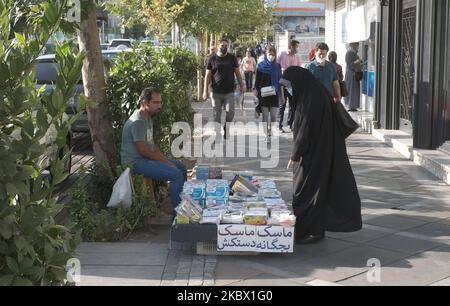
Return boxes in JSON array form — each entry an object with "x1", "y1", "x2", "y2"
[
  {"x1": 234, "y1": 67, "x2": 245, "y2": 93},
  {"x1": 203, "y1": 69, "x2": 212, "y2": 100},
  {"x1": 135, "y1": 142, "x2": 175, "y2": 167},
  {"x1": 333, "y1": 80, "x2": 342, "y2": 102}
]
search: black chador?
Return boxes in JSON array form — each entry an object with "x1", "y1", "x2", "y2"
[{"x1": 282, "y1": 67, "x2": 362, "y2": 243}]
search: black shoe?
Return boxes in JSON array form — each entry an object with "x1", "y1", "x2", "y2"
[{"x1": 296, "y1": 233, "x2": 325, "y2": 245}]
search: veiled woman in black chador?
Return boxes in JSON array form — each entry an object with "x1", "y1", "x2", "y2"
[{"x1": 281, "y1": 66, "x2": 362, "y2": 244}]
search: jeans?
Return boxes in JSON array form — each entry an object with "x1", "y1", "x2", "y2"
[
  {"x1": 278, "y1": 88, "x2": 294, "y2": 129},
  {"x1": 244, "y1": 71, "x2": 254, "y2": 91},
  {"x1": 211, "y1": 92, "x2": 235, "y2": 125},
  {"x1": 133, "y1": 159, "x2": 187, "y2": 209}
]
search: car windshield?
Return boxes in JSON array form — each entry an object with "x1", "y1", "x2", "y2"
[
  {"x1": 35, "y1": 61, "x2": 59, "y2": 85},
  {"x1": 110, "y1": 40, "x2": 131, "y2": 48}
]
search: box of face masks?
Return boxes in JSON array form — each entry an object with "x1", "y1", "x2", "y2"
[
  {"x1": 183, "y1": 181, "x2": 206, "y2": 202},
  {"x1": 206, "y1": 180, "x2": 230, "y2": 198}
]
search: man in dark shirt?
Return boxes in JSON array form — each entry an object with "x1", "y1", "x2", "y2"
[{"x1": 203, "y1": 39, "x2": 245, "y2": 139}]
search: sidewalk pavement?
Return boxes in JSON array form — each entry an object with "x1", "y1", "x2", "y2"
[{"x1": 76, "y1": 94, "x2": 450, "y2": 286}]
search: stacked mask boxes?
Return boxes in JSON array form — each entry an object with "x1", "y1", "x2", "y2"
[
  {"x1": 183, "y1": 181, "x2": 206, "y2": 207},
  {"x1": 206, "y1": 179, "x2": 230, "y2": 208}
]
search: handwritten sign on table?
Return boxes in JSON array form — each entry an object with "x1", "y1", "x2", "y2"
[{"x1": 217, "y1": 225, "x2": 294, "y2": 253}]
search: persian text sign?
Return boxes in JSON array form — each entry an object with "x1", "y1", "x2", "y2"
[
  {"x1": 217, "y1": 225, "x2": 294, "y2": 253},
  {"x1": 255, "y1": 226, "x2": 294, "y2": 253}
]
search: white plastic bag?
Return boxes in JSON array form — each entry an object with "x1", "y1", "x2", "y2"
[{"x1": 107, "y1": 168, "x2": 133, "y2": 209}]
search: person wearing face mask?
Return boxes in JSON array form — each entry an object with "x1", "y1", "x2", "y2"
[
  {"x1": 203, "y1": 39, "x2": 245, "y2": 140},
  {"x1": 307, "y1": 42, "x2": 341, "y2": 103},
  {"x1": 277, "y1": 40, "x2": 301, "y2": 133},
  {"x1": 254, "y1": 46, "x2": 284, "y2": 143},
  {"x1": 121, "y1": 88, "x2": 187, "y2": 214}
]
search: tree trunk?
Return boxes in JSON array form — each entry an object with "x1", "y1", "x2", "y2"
[
  {"x1": 196, "y1": 34, "x2": 203, "y2": 101},
  {"x1": 77, "y1": 2, "x2": 117, "y2": 175}
]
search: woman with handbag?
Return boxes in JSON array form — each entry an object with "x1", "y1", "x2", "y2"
[
  {"x1": 281, "y1": 66, "x2": 362, "y2": 244},
  {"x1": 329, "y1": 51, "x2": 348, "y2": 99},
  {"x1": 344, "y1": 42, "x2": 362, "y2": 112},
  {"x1": 254, "y1": 46, "x2": 283, "y2": 143}
]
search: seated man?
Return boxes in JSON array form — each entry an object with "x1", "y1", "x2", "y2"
[{"x1": 121, "y1": 87, "x2": 187, "y2": 212}]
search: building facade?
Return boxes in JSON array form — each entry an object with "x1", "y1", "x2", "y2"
[
  {"x1": 268, "y1": 0, "x2": 326, "y2": 62},
  {"x1": 326, "y1": 0, "x2": 450, "y2": 150}
]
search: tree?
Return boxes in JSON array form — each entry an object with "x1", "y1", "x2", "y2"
[
  {"x1": 176, "y1": 0, "x2": 273, "y2": 40},
  {"x1": 78, "y1": 0, "x2": 117, "y2": 174},
  {"x1": 107, "y1": 0, "x2": 187, "y2": 44},
  {"x1": 0, "y1": 0, "x2": 83, "y2": 286}
]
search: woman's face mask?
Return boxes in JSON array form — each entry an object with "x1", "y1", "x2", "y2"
[{"x1": 268, "y1": 55, "x2": 276, "y2": 62}]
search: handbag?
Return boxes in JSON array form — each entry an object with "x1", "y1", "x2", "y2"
[
  {"x1": 340, "y1": 80, "x2": 348, "y2": 97},
  {"x1": 260, "y1": 85, "x2": 276, "y2": 97}
]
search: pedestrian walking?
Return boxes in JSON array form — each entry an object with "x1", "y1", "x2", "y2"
[
  {"x1": 254, "y1": 46, "x2": 283, "y2": 143},
  {"x1": 241, "y1": 50, "x2": 257, "y2": 92},
  {"x1": 344, "y1": 42, "x2": 363, "y2": 112},
  {"x1": 307, "y1": 42, "x2": 342, "y2": 103},
  {"x1": 277, "y1": 39, "x2": 301, "y2": 133},
  {"x1": 329, "y1": 51, "x2": 348, "y2": 98},
  {"x1": 282, "y1": 67, "x2": 362, "y2": 244},
  {"x1": 203, "y1": 39, "x2": 245, "y2": 139}
]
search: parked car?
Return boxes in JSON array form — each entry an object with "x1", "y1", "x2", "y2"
[
  {"x1": 34, "y1": 49, "x2": 130, "y2": 172},
  {"x1": 108, "y1": 39, "x2": 133, "y2": 50}
]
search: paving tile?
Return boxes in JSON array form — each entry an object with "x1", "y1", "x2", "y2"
[
  {"x1": 286, "y1": 245, "x2": 409, "y2": 283},
  {"x1": 78, "y1": 266, "x2": 164, "y2": 286},
  {"x1": 363, "y1": 215, "x2": 429, "y2": 231},
  {"x1": 78, "y1": 252, "x2": 168, "y2": 266},
  {"x1": 338, "y1": 246, "x2": 450, "y2": 286},
  {"x1": 430, "y1": 277, "x2": 450, "y2": 286},
  {"x1": 405, "y1": 223, "x2": 450, "y2": 243},
  {"x1": 214, "y1": 258, "x2": 271, "y2": 286},
  {"x1": 77, "y1": 242, "x2": 167, "y2": 254},
  {"x1": 327, "y1": 226, "x2": 391, "y2": 244},
  {"x1": 366, "y1": 234, "x2": 444, "y2": 255},
  {"x1": 228, "y1": 273, "x2": 307, "y2": 286}
]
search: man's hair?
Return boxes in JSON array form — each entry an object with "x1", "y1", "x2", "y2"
[
  {"x1": 139, "y1": 87, "x2": 161, "y2": 106},
  {"x1": 219, "y1": 38, "x2": 229, "y2": 44},
  {"x1": 315, "y1": 42, "x2": 330, "y2": 52},
  {"x1": 290, "y1": 40, "x2": 300, "y2": 48}
]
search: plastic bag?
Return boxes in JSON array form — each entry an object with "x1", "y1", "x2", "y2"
[{"x1": 107, "y1": 168, "x2": 133, "y2": 209}]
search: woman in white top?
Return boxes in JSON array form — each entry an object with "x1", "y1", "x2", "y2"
[{"x1": 241, "y1": 50, "x2": 257, "y2": 92}]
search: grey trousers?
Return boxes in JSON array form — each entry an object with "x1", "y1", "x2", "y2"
[{"x1": 211, "y1": 92, "x2": 235, "y2": 126}]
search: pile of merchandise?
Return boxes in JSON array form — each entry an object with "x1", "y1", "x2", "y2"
[{"x1": 177, "y1": 173, "x2": 296, "y2": 227}]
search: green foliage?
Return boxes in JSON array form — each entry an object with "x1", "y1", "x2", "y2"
[
  {"x1": 69, "y1": 166, "x2": 160, "y2": 242},
  {"x1": 106, "y1": 0, "x2": 273, "y2": 42},
  {"x1": 106, "y1": 0, "x2": 188, "y2": 43},
  {"x1": 0, "y1": 0, "x2": 83, "y2": 286},
  {"x1": 106, "y1": 45, "x2": 197, "y2": 157}
]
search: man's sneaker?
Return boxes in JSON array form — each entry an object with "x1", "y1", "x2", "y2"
[{"x1": 279, "y1": 127, "x2": 286, "y2": 133}]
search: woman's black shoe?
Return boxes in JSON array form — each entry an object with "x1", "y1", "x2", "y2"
[{"x1": 296, "y1": 233, "x2": 325, "y2": 245}]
